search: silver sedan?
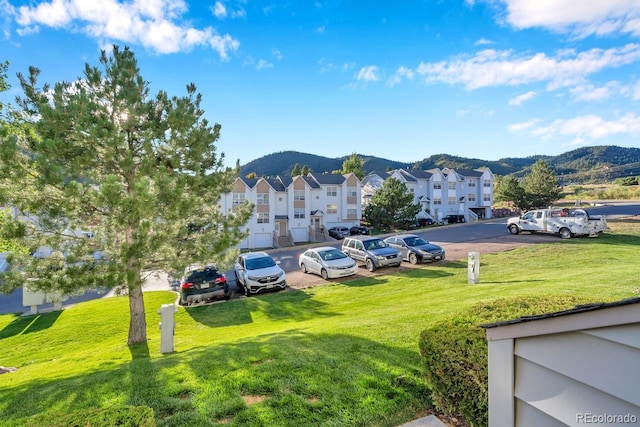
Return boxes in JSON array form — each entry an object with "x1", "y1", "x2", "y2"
[{"x1": 298, "y1": 246, "x2": 358, "y2": 280}]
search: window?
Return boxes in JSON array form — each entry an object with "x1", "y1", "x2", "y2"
[
  {"x1": 434, "y1": 197, "x2": 442, "y2": 205},
  {"x1": 469, "y1": 180, "x2": 476, "y2": 188},
  {"x1": 326, "y1": 186, "x2": 337, "y2": 197},
  {"x1": 347, "y1": 186, "x2": 357, "y2": 197},
  {"x1": 257, "y1": 193, "x2": 269, "y2": 205},
  {"x1": 327, "y1": 204, "x2": 338, "y2": 214},
  {"x1": 294, "y1": 190, "x2": 305, "y2": 201},
  {"x1": 347, "y1": 204, "x2": 357, "y2": 216},
  {"x1": 294, "y1": 208, "x2": 305, "y2": 219},
  {"x1": 257, "y1": 213, "x2": 269, "y2": 223},
  {"x1": 433, "y1": 182, "x2": 442, "y2": 190},
  {"x1": 448, "y1": 197, "x2": 456, "y2": 205},
  {"x1": 408, "y1": 187, "x2": 414, "y2": 194},
  {"x1": 483, "y1": 194, "x2": 491, "y2": 202},
  {"x1": 232, "y1": 193, "x2": 246, "y2": 205},
  {"x1": 448, "y1": 181, "x2": 456, "y2": 190},
  {"x1": 468, "y1": 193, "x2": 476, "y2": 202},
  {"x1": 483, "y1": 179, "x2": 491, "y2": 188}
]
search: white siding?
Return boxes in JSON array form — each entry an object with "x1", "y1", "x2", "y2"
[
  {"x1": 290, "y1": 227, "x2": 307, "y2": 242},
  {"x1": 253, "y1": 233, "x2": 272, "y2": 249}
]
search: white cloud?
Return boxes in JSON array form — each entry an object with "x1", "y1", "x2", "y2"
[
  {"x1": 386, "y1": 66, "x2": 415, "y2": 87},
  {"x1": 415, "y1": 44, "x2": 640, "y2": 90},
  {"x1": 569, "y1": 82, "x2": 621, "y2": 102},
  {"x1": 212, "y1": 1, "x2": 226, "y2": 19},
  {"x1": 256, "y1": 59, "x2": 273, "y2": 70},
  {"x1": 316, "y1": 25, "x2": 325, "y2": 34},
  {"x1": 11, "y1": 0, "x2": 239, "y2": 58},
  {"x1": 495, "y1": 0, "x2": 640, "y2": 38},
  {"x1": 509, "y1": 113, "x2": 640, "y2": 142},
  {"x1": 475, "y1": 38, "x2": 493, "y2": 45},
  {"x1": 272, "y1": 49, "x2": 282, "y2": 60},
  {"x1": 357, "y1": 65, "x2": 379, "y2": 82},
  {"x1": 507, "y1": 119, "x2": 540, "y2": 133},
  {"x1": 632, "y1": 80, "x2": 640, "y2": 100},
  {"x1": 508, "y1": 90, "x2": 537, "y2": 106}
]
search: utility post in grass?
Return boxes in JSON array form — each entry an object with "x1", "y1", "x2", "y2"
[
  {"x1": 0, "y1": 46, "x2": 253, "y2": 346},
  {"x1": 468, "y1": 252, "x2": 480, "y2": 284}
]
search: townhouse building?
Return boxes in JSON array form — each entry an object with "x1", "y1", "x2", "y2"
[
  {"x1": 219, "y1": 173, "x2": 362, "y2": 249},
  {"x1": 362, "y1": 167, "x2": 494, "y2": 222}
]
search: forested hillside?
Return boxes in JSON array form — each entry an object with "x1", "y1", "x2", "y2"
[{"x1": 239, "y1": 146, "x2": 640, "y2": 183}]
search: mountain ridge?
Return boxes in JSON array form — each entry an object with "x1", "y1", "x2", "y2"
[{"x1": 239, "y1": 146, "x2": 640, "y2": 183}]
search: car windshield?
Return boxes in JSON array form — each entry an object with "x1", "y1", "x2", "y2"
[
  {"x1": 245, "y1": 256, "x2": 276, "y2": 270},
  {"x1": 318, "y1": 249, "x2": 347, "y2": 261},
  {"x1": 364, "y1": 239, "x2": 387, "y2": 250},
  {"x1": 404, "y1": 236, "x2": 428, "y2": 246}
]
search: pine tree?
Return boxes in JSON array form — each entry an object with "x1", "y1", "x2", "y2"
[
  {"x1": 363, "y1": 178, "x2": 420, "y2": 231},
  {"x1": 291, "y1": 163, "x2": 301, "y2": 176},
  {"x1": 521, "y1": 160, "x2": 561, "y2": 208},
  {"x1": 0, "y1": 46, "x2": 253, "y2": 345}
]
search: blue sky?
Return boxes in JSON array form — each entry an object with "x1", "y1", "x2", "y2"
[{"x1": 1, "y1": 1, "x2": 640, "y2": 169}]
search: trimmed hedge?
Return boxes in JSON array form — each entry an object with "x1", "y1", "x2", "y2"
[
  {"x1": 20, "y1": 405, "x2": 156, "y2": 427},
  {"x1": 418, "y1": 295, "x2": 593, "y2": 427}
]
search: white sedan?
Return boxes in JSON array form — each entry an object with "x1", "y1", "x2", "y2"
[{"x1": 298, "y1": 246, "x2": 358, "y2": 280}]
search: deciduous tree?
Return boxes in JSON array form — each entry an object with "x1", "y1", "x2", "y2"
[
  {"x1": 0, "y1": 46, "x2": 253, "y2": 345},
  {"x1": 341, "y1": 152, "x2": 365, "y2": 180}
]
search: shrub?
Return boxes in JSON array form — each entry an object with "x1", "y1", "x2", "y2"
[
  {"x1": 418, "y1": 295, "x2": 593, "y2": 427},
  {"x1": 21, "y1": 406, "x2": 156, "y2": 427}
]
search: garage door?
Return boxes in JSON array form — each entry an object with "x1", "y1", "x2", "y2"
[
  {"x1": 253, "y1": 233, "x2": 272, "y2": 249},
  {"x1": 290, "y1": 227, "x2": 308, "y2": 243}
]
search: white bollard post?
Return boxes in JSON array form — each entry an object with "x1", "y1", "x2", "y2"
[
  {"x1": 468, "y1": 251, "x2": 480, "y2": 284},
  {"x1": 158, "y1": 303, "x2": 176, "y2": 354}
]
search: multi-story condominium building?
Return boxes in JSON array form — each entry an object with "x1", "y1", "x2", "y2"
[
  {"x1": 219, "y1": 173, "x2": 362, "y2": 249},
  {"x1": 362, "y1": 167, "x2": 494, "y2": 222}
]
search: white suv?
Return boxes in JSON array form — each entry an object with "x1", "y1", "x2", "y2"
[{"x1": 234, "y1": 252, "x2": 287, "y2": 296}]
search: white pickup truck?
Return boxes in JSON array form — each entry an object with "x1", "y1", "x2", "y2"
[{"x1": 507, "y1": 208, "x2": 608, "y2": 239}]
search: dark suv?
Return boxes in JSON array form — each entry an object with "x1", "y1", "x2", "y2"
[
  {"x1": 444, "y1": 214, "x2": 466, "y2": 224},
  {"x1": 178, "y1": 265, "x2": 230, "y2": 306}
]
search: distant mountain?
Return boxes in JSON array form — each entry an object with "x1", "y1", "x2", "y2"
[{"x1": 239, "y1": 146, "x2": 640, "y2": 183}]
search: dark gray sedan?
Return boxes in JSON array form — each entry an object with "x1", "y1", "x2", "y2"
[{"x1": 384, "y1": 234, "x2": 445, "y2": 264}]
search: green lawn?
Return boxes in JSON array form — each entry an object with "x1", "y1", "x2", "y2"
[{"x1": 1, "y1": 219, "x2": 638, "y2": 426}]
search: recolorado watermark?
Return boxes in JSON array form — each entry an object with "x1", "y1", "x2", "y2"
[{"x1": 576, "y1": 413, "x2": 638, "y2": 424}]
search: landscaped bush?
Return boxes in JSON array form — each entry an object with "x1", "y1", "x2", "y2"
[
  {"x1": 418, "y1": 295, "x2": 594, "y2": 427},
  {"x1": 20, "y1": 405, "x2": 156, "y2": 427}
]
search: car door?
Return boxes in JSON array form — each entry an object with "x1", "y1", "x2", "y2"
[
  {"x1": 393, "y1": 238, "x2": 410, "y2": 260},
  {"x1": 307, "y1": 251, "x2": 321, "y2": 275},
  {"x1": 385, "y1": 237, "x2": 403, "y2": 259},
  {"x1": 235, "y1": 256, "x2": 246, "y2": 285}
]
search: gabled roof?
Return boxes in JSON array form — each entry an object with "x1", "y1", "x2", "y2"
[
  {"x1": 309, "y1": 173, "x2": 346, "y2": 185},
  {"x1": 302, "y1": 175, "x2": 322, "y2": 189},
  {"x1": 408, "y1": 169, "x2": 433, "y2": 180},
  {"x1": 453, "y1": 168, "x2": 484, "y2": 178},
  {"x1": 396, "y1": 169, "x2": 418, "y2": 182},
  {"x1": 365, "y1": 170, "x2": 390, "y2": 179},
  {"x1": 238, "y1": 177, "x2": 259, "y2": 189},
  {"x1": 277, "y1": 176, "x2": 293, "y2": 188},
  {"x1": 265, "y1": 178, "x2": 286, "y2": 192}
]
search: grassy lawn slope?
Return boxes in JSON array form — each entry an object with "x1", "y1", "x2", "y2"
[{"x1": 1, "y1": 219, "x2": 638, "y2": 426}]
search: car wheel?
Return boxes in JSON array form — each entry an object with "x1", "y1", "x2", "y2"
[
  {"x1": 409, "y1": 253, "x2": 418, "y2": 264},
  {"x1": 321, "y1": 268, "x2": 329, "y2": 280},
  {"x1": 244, "y1": 285, "x2": 251, "y2": 297},
  {"x1": 301, "y1": 263, "x2": 308, "y2": 273},
  {"x1": 365, "y1": 258, "x2": 376, "y2": 272},
  {"x1": 560, "y1": 228, "x2": 572, "y2": 239},
  {"x1": 508, "y1": 224, "x2": 520, "y2": 235}
]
